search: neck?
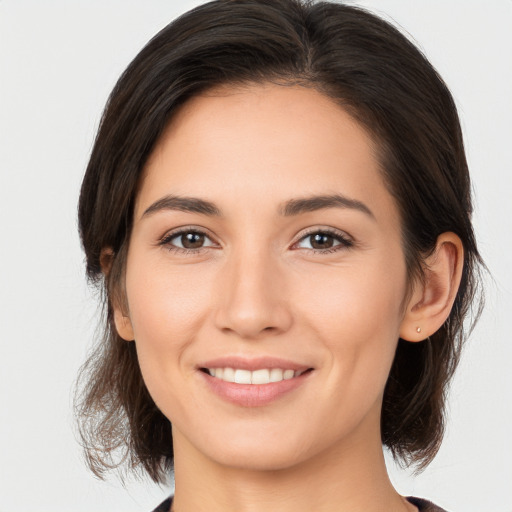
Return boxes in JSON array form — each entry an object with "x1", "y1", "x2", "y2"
[{"x1": 171, "y1": 409, "x2": 416, "y2": 512}]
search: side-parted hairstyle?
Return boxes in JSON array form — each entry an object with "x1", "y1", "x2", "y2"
[{"x1": 77, "y1": 0, "x2": 483, "y2": 483}]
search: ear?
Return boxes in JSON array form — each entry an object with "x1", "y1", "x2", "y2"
[
  {"x1": 99, "y1": 247, "x2": 114, "y2": 275},
  {"x1": 400, "y1": 232, "x2": 464, "y2": 342},
  {"x1": 113, "y1": 308, "x2": 135, "y2": 341},
  {"x1": 100, "y1": 247, "x2": 135, "y2": 342}
]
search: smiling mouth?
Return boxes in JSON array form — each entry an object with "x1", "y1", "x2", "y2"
[{"x1": 200, "y1": 367, "x2": 313, "y2": 385}]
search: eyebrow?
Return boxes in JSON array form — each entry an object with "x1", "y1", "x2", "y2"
[
  {"x1": 142, "y1": 195, "x2": 222, "y2": 218},
  {"x1": 141, "y1": 193, "x2": 374, "y2": 220},
  {"x1": 279, "y1": 194, "x2": 375, "y2": 219}
]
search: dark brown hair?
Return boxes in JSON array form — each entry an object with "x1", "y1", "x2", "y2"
[{"x1": 76, "y1": 0, "x2": 483, "y2": 483}]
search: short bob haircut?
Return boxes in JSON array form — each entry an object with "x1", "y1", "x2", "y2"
[{"x1": 76, "y1": 0, "x2": 483, "y2": 483}]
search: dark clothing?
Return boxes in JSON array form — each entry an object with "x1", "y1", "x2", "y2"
[
  {"x1": 152, "y1": 496, "x2": 173, "y2": 512},
  {"x1": 407, "y1": 496, "x2": 449, "y2": 511},
  {"x1": 151, "y1": 495, "x2": 448, "y2": 511}
]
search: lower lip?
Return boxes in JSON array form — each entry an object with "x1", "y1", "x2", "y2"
[{"x1": 199, "y1": 371, "x2": 312, "y2": 407}]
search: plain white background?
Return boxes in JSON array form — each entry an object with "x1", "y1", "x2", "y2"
[{"x1": 0, "y1": 1, "x2": 511, "y2": 511}]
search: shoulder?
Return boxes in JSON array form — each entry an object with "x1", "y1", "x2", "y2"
[{"x1": 407, "y1": 496, "x2": 450, "y2": 512}]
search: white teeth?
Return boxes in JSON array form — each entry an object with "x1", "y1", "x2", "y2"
[
  {"x1": 283, "y1": 369, "x2": 294, "y2": 380},
  {"x1": 234, "y1": 369, "x2": 252, "y2": 384},
  {"x1": 223, "y1": 367, "x2": 235, "y2": 382},
  {"x1": 269, "y1": 368, "x2": 284, "y2": 382},
  {"x1": 251, "y1": 369, "x2": 270, "y2": 384},
  {"x1": 206, "y1": 367, "x2": 306, "y2": 384}
]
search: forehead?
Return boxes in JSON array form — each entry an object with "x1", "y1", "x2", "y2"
[{"x1": 136, "y1": 83, "x2": 398, "y2": 227}]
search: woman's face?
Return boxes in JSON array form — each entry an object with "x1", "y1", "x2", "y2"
[{"x1": 118, "y1": 83, "x2": 413, "y2": 471}]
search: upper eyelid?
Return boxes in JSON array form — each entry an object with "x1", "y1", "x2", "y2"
[
  {"x1": 160, "y1": 225, "x2": 218, "y2": 242},
  {"x1": 293, "y1": 226, "x2": 353, "y2": 243}
]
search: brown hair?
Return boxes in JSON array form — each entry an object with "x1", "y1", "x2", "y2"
[{"x1": 76, "y1": 0, "x2": 483, "y2": 483}]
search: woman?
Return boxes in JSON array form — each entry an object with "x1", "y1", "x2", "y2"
[{"x1": 76, "y1": 1, "x2": 482, "y2": 511}]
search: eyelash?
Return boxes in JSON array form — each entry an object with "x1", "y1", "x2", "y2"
[
  {"x1": 292, "y1": 228, "x2": 354, "y2": 254},
  {"x1": 159, "y1": 227, "x2": 218, "y2": 255},
  {"x1": 158, "y1": 227, "x2": 354, "y2": 255}
]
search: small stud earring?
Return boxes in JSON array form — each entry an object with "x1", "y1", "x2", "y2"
[{"x1": 416, "y1": 327, "x2": 421, "y2": 333}]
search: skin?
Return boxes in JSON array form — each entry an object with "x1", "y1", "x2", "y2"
[{"x1": 112, "y1": 83, "x2": 463, "y2": 512}]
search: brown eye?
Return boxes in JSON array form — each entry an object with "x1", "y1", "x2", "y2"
[
  {"x1": 180, "y1": 232, "x2": 205, "y2": 249},
  {"x1": 295, "y1": 230, "x2": 353, "y2": 252},
  {"x1": 161, "y1": 229, "x2": 216, "y2": 251},
  {"x1": 309, "y1": 233, "x2": 335, "y2": 249}
]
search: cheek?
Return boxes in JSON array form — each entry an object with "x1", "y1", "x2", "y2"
[
  {"x1": 298, "y1": 254, "x2": 406, "y2": 332},
  {"x1": 126, "y1": 256, "x2": 212, "y2": 341},
  {"x1": 296, "y1": 255, "x2": 407, "y2": 393},
  {"x1": 123, "y1": 257, "x2": 215, "y2": 405}
]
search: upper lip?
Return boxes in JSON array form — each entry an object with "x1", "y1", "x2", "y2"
[{"x1": 198, "y1": 356, "x2": 312, "y2": 372}]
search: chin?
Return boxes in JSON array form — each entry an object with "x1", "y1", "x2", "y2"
[
  {"x1": 211, "y1": 445, "x2": 309, "y2": 472},
  {"x1": 194, "y1": 428, "x2": 316, "y2": 472}
]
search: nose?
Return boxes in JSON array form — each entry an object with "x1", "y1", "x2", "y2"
[{"x1": 213, "y1": 247, "x2": 293, "y2": 339}]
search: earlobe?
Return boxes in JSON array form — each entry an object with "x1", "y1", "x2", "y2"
[
  {"x1": 400, "y1": 232, "x2": 464, "y2": 342},
  {"x1": 114, "y1": 308, "x2": 135, "y2": 341}
]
